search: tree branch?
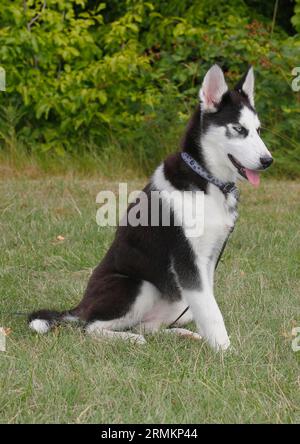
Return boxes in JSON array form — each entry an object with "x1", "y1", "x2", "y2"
[{"x1": 27, "y1": 0, "x2": 47, "y2": 32}]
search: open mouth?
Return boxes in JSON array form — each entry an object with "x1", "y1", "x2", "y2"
[{"x1": 228, "y1": 154, "x2": 260, "y2": 187}]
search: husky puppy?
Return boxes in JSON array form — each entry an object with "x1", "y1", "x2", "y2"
[{"x1": 29, "y1": 65, "x2": 273, "y2": 351}]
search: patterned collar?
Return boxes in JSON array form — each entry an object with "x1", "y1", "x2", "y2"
[{"x1": 181, "y1": 152, "x2": 239, "y2": 199}]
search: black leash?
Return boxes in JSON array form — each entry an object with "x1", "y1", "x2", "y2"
[{"x1": 168, "y1": 306, "x2": 190, "y2": 328}]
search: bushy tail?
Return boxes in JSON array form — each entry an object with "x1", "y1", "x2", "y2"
[{"x1": 28, "y1": 309, "x2": 79, "y2": 334}]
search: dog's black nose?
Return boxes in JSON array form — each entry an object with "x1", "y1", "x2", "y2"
[{"x1": 260, "y1": 156, "x2": 273, "y2": 169}]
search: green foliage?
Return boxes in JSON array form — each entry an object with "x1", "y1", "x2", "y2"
[
  {"x1": 292, "y1": 0, "x2": 300, "y2": 32},
  {"x1": 0, "y1": 0, "x2": 299, "y2": 176}
]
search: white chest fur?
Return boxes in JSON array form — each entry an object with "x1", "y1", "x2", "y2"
[
  {"x1": 196, "y1": 184, "x2": 238, "y2": 260},
  {"x1": 152, "y1": 165, "x2": 238, "y2": 263},
  {"x1": 204, "y1": 184, "x2": 238, "y2": 234}
]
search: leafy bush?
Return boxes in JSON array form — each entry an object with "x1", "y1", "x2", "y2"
[
  {"x1": 0, "y1": 0, "x2": 299, "y2": 176},
  {"x1": 292, "y1": 0, "x2": 300, "y2": 32}
]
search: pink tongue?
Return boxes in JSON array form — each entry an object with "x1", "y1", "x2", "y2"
[{"x1": 245, "y1": 168, "x2": 260, "y2": 187}]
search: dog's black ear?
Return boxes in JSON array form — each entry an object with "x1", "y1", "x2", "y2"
[
  {"x1": 235, "y1": 66, "x2": 255, "y2": 107},
  {"x1": 199, "y1": 64, "x2": 228, "y2": 112}
]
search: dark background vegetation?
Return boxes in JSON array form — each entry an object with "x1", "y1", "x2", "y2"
[{"x1": 0, "y1": 0, "x2": 299, "y2": 176}]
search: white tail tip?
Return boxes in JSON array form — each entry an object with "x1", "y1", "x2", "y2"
[{"x1": 29, "y1": 319, "x2": 50, "y2": 334}]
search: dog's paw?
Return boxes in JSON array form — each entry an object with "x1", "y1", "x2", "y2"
[
  {"x1": 128, "y1": 333, "x2": 147, "y2": 345},
  {"x1": 204, "y1": 328, "x2": 231, "y2": 352},
  {"x1": 166, "y1": 328, "x2": 202, "y2": 341},
  {"x1": 213, "y1": 337, "x2": 231, "y2": 352}
]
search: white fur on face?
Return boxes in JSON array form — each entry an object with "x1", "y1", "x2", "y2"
[
  {"x1": 229, "y1": 106, "x2": 272, "y2": 169},
  {"x1": 239, "y1": 106, "x2": 260, "y2": 133},
  {"x1": 201, "y1": 106, "x2": 272, "y2": 181}
]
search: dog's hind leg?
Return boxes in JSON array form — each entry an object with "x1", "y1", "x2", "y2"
[
  {"x1": 83, "y1": 279, "x2": 160, "y2": 344},
  {"x1": 86, "y1": 321, "x2": 146, "y2": 344}
]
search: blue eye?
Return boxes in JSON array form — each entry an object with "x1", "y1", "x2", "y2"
[
  {"x1": 233, "y1": 125, "x2": 248, "y2": 137},
  {"x1": 233, "y1": 125, "x2": 243, "y2": 133}
]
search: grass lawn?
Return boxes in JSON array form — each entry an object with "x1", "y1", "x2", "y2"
[{"x1": 0, "y1": 176, "x2": 299, "y2": 424}]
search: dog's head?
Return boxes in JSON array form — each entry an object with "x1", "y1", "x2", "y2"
[{"x1": 199, "y1": 65, "x2": 273, "y2": 186}]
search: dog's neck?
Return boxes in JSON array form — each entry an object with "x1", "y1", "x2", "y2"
[
  {"x1": 181, "y1": 106, "x2": 237, "y2": 185},
  {"x1": 180, "y1": 152, "x2": 238, "y2": 199},
  {"x1": 200, "y1": 141, "x2": 237, "y2": 184}
]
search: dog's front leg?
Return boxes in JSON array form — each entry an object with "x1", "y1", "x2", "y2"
[{"x1": 183, "y1": 265, "x2": 230, "y2": 351}]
